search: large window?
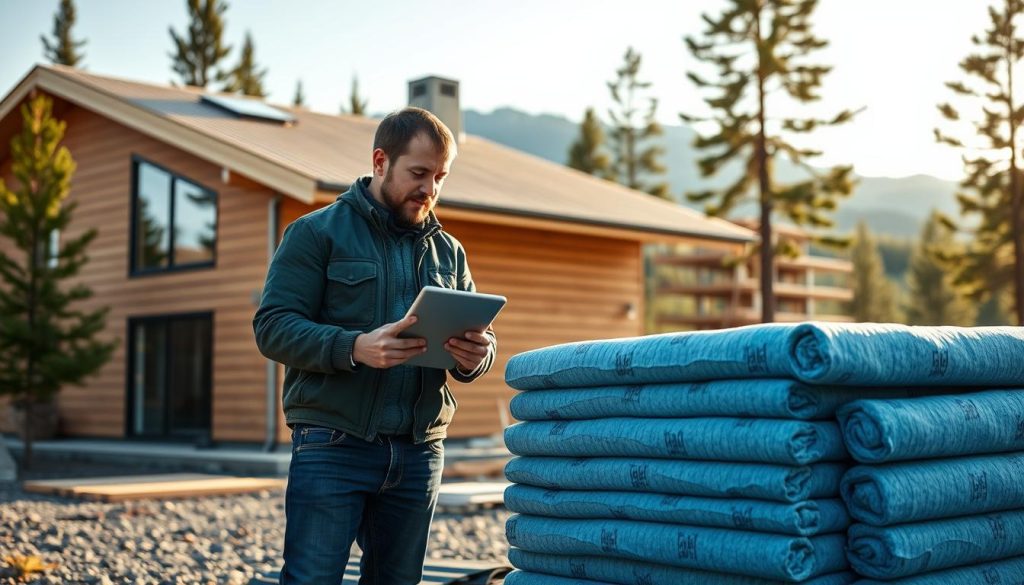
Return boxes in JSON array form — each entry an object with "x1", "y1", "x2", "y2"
[
  {"x1": 130, "y1": 157, "x2": 217, "y2": 274},
  {"x1": 127, "y1": 313, "x2": 212, "y2": 440}
]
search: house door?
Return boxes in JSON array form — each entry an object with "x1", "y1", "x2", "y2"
[{"x1": 128, "y1": 313, "x2": 212, "y2": 441}]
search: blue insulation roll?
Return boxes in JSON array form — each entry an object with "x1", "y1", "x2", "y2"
[
  {"x1": 505, "y1": 514, "x2": 847, "y2": 582},
  {"x1": 503, "y1": 484, "x2": 850, "y2": 536},
  {"x1": 504, "y1": 417, "x2": 847, "y2": 465},
  {"x1": 849, "y1": 554, "x2": 1024, "y2": 584},
  {"x1": 505, "y1": 324, "x2": 797, "y2": 390},
  {"x1": 846, "y1": 510, "x2": 1024, "y2": 579},
  {"x1": 838, "y1": 390, "x2": 1024, "y2": 464},
  {"x1": 504, "y1": 456, "x2": 846, "y2": 503},
  {"x1": 840, "y1": 452, "x2": 1024, "y2": 526},
  {"x1": 506, "y1": 550, "x2": 858, "y2": 585},
  {"x1": 508, "y1": 379, "x2": 949, "y2": 421}
]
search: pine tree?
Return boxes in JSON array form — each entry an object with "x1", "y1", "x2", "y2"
[
  {"x1": 344, "y1": 75, "x2": 368, "y2": 116},
  {"x1": 682, "y1": 0, "x2": 858, "y2": 322},
  {"x1": 221, "y1": 31, "x2": 267, "y2": 97},
  {"x1": 567, "y1": 107, "x2": 612, "y2": 178},
  {"x1": 293, "y1": 79, "x2": 305, "y2": 107},
  {"x1": 935, "y1": 0, "x2": 1024, "y2": 325},
  {"x1": 168, "y1": 0, "x2": 231, "y2": 88},
  {"x1": 850, "y1": 222, "x2": 901, "y2": 323},
  {"x1": 0, "y1": 95, "x2": 116, "y2": 471},
  {"x1": 976, "y1": 292, "x2": 1014, "y2": 325},
  {"x1": 904, "y1": 212, "x2": 976, "y2": 325},
  {"x1": 606, "y1": 47, "x2": 670, "y2": 199},
  {"x1": 40, "y1": 0, "x2": 86, "y2": 67}
]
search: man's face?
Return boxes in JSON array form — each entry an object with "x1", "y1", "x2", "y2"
[{"x1": 378, "y1": 133, "x2": 453, "y2": 228}]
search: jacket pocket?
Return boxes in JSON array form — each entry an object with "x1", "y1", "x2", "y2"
[
  {"x1": 325, "y1": 259, "x2": 378, "y2": 327},
  {"x1": 437, "y1": 383, "x2": 458, "y2": 427}
]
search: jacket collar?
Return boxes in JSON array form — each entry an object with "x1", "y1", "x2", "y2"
[{"x1": 340, "y1": 176, "x2": 441, "y2": 235}]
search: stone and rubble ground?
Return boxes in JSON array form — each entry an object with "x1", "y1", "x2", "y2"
[{"x1": 0, "y1": 459, "x2": 511, "y2": 585}]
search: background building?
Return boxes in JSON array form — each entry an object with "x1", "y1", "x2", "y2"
[{"x1": 647, "y1": 219, "x2": 854, "y2": 332}]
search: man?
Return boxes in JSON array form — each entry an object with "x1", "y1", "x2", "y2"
[{"x1": 253, "y1": 107, "x2": 497, "y2": 585}]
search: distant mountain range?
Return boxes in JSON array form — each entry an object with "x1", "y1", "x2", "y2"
[{"x1": 464, "y1": 107, "x2": 961, "y2": 239}]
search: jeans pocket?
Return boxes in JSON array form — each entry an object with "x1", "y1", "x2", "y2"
[{"x1": 294, "y1": 425, "x2": 348, "y2": 452}]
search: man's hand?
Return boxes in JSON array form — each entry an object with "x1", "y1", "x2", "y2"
[
  {"x1": 352, "y1": 315, "x2": 427, "y2": 368},
  {"x1": 445, "y1": 328, "x2": 491, "y2": 373}
]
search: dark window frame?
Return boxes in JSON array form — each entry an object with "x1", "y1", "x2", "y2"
[
  {"x1": 124, "y1": 311, "x2": 214, "y2": 443},
  {"x1": 129, "y1": 154, "x2": 219, "y2": 277}
]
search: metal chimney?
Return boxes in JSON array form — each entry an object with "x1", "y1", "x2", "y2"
[{"x1": 408, "y1": 75, "x2": 464, "y2": 143}]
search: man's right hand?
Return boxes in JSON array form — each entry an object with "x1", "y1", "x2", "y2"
[{"x1": 352, "y1": 315, "x2": 427, "y2": 368}]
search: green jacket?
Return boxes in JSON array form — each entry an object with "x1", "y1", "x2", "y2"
[{"x1": 253, "y1": 178, "x2": 497, "y2": 444}]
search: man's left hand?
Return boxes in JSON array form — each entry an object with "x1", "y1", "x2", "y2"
[{"x1": 445, "y1": 329, "x2": 490, "y2": 373}]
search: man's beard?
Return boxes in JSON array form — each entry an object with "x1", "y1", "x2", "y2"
[{"x1": 382, "y1": 170, "x2": 432, "y2": 228}]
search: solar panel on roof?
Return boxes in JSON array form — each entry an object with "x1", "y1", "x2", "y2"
[{"x1": 200, "y1": 94, "x2": 295, "y2": 124}]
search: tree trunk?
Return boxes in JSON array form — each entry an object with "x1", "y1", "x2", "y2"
[
  {"x1": 627, "y1": 128, "x2": 637, "y2": 189},
  {"x1": 1005, "y1": 20, "x2": 1024, "y2": 325},
  {"x1": 754, "y1": 0, "x2": 775, "y2": 323},
  {"x1": 20, "y1": 396, "x2": 33, "y2": 473},
  {"x1": 1014, "y1": 171, "x2": 1024, "y2": 325},
  {"x1": 23, "y1": 218, "x2": 39, "y2": 472}
]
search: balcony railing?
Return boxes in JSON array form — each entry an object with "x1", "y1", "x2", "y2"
[{"x1": 656, "y1": 279, "x2": 853, "y2": 301}]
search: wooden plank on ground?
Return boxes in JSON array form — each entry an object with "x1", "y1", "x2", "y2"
[
  {"x1": 437, "y1": 481, "x2": 510, "y2": 507},
  {"x1": 23, "y1": 473, "x2": 285, "y2": 502},
  {"x1": 23, "y1": 474, "x2": 216, "y2": 496},
  {"x1": 442, "y1": 457, "x2": 510, "y2": 479}
]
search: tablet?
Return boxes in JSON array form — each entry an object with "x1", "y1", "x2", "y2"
[{"x1": 399, "y1": 286, "x2": 507, "y2": 369}]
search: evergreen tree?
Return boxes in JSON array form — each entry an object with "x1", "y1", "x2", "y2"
[
  {"x1": 293, "y1": 79, "x2": 305, "y2": 107},
  {"x1": 567, "y1": 107, "x2": 612, "y2": 178},
  {"x1": 904, "y1": 212, "x2": 976, "y2": 325},
  {"x1": 682, "y1": 0, "x2": 858, "y2": 322},
  {"x1": 221, "y1": 31, "x2": 267, "y2": 97},
  {"x1": 935, "y1": 0, "x2": 1024, "y2": 325},
  {"x1": 168, "y1": 0, "x2": 231, "y2": 88},
  {"x1": 0, "y1": 95, "x2": 116, "y2": 471},
  {"x1": 344, "y1": 75, "x2": 368, "y2": 116},
  {"x1": 850, "y1": 222, "x2": 901, "y2": 323},
  {"x1": 876, "y1": 236, "x2": 915, "y2": 280},
  {"x1": 40, "y1": 0, "x2": 86, "y2": 67},
  {"x1": 606, "y1": 47, "x2": 670, "y2": 199},
  {"x1": 975, "y1": 292, "x2": 1014, "y2": 325}
]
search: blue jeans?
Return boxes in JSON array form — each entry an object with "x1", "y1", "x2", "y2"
[{"x1": 280, "y1": 425, "x2": 445, "y2": 585}]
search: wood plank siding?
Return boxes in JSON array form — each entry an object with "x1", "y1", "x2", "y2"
[{"x1": 1, "y1": 100, "x2": 274, "y2": 442}]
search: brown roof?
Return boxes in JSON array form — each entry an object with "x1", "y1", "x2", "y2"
[{"x1": 0, "y1": 65, "x2": 754, "y2": 243}]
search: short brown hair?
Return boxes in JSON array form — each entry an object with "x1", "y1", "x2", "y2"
[{"x1": 373, "y1": 107, "x2": 456, "y2": 164}]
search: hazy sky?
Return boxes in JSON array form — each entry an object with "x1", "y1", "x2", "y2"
[{"x1": 0, "y1": 0, "x2": 1004, "y2": 181}]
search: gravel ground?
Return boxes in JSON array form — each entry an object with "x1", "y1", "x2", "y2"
[{"x1": 0, "y1": 458, "x2": 512, "y2": 585}]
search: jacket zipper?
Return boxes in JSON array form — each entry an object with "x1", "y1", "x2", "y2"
[
  {"x1": 410, "y1": 226, "x2": 442, "y2": 444},
  {"x1": 362, "y1": 209, "x2": 390, "y2": 442}
]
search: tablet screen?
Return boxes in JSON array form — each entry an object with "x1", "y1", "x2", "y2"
[{"x1": 399, "y1": 286, "x2": 507, "y2": 369}]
